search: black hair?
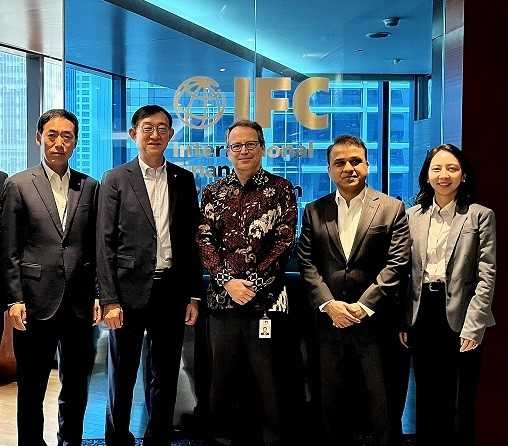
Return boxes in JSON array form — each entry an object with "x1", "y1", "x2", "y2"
[
  {"x1": 327, "y1": 134, "x2": 368, "y2": 165},
  {"x1": 131, "y1": 105, "x2": 172, "y2": 128},
  {"x1": 414, "y1": 143, "x2": 475, "y2": 212},
  {"x1": 37, "y1": 109, "x2": 79, "y2": 140}
]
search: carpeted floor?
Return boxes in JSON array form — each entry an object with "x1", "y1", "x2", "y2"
[
  {"x1": 82, "y1": 440, "x2": 207, "y2": 446},
  {"x1": 81, "y1": 436, "x2": 416, "y2": 445}
]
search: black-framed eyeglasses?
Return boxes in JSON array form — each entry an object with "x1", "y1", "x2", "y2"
[
  {"x1": 227, "y1": 141, "x2": 260, "y2": 152},
  {"x1": 139, "y1": 124, "x2": 170, "y2": 135}
]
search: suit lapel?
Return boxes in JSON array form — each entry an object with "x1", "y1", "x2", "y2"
[
  {"x1": 445, "y1": 204, "x2": 468, "y2": 267},
  {"x1": 348, "y1": 188, "x2": 379, "y2": 262},
  {"x1": 127, "y1": 159, "x2": 156, "y2": 231},
  {"x1": 63, "y1": 170, "x2": 84, "y2": 237},
  {"x1": 324, "y1": 194, "x2": 346, "y2": 261},
  {"x1": 32, "y1": 165, "x2": 63, "y2": 237},
  {"x1": 414, "y1": 207, "x2": 432, "y2": 269},
  {"x1": 166, "y1": 162, "x2": 177, "y2": 230}
]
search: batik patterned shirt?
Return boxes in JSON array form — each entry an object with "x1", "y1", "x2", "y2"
[{"x1": 197, "y1": 168, "x2": 297, "y2": 312}]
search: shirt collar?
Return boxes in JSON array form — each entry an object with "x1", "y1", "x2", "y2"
[
  {"x1": 42, "y1": 159, "x2": 70, "y2": 182},
  {"x1": 138, "y1": 156, "x2": 166, "y2": 176},
  {"x1": 431, "y1": 198, "x2": 456, "y2": 219},
  {"x1": 335, "y1": 187, "x2": 367, "y2": 209},
  {"x1": 227, "y1": 167, "x2": 269, "y2": 187}
]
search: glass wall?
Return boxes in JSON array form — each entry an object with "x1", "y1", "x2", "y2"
[
  {"x1": 65, "y1": 65, "x2": 113, "y2": 180},
  {"x1": 0, "y1": 47, "x2": 27, "y2": 175},
  {"x1": 59, "y1": 0, "x2": 432, "y2": 221},
  {"x1": 43, "y1": 58, "x2": 63, "y2": 111}
]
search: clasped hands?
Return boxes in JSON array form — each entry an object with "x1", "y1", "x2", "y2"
[
  {"x1": 325, "y1": 300, "x2": 367, "y2": 328},
  {"x1": 224, "y1": 278, "x2": 255, "y2": 305}
]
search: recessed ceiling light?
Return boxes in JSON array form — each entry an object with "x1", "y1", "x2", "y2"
[
  {"x1": 219, "y1": 67, "x2": 226, "y2": 72},
  {"x1": 366, "y1": 32, "x2": 391, "y2": 39},
  {"x1": 302, "y1": 52, "x2": 327, "y2": 59},
  {"x1": 355, "y1": 49, "x2": 364, "y2": 52}
]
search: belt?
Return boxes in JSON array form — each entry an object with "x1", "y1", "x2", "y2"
[
  {"x1": 153, "y1": 268, "x2": 173, "y2": 280},
  {"x1": 422, "y1": 281, "x2": 445, "y2": 293}
]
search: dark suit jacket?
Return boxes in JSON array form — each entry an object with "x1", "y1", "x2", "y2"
[
  {"x1": 297, "y1": 188, "x2": 410, "y2": 317},
  {"x1": 0, "y1": 170, "x2": 7, "y2": 314},
  {"x1": 96, "y1": 157, "x2": 202, "y2": 309},
  {"x1": 0, "y1": 165, "x2": 98, "y2": 321}
]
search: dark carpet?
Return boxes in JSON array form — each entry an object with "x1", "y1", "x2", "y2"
[
  {"x1": 82, "y1": 441, "x2": 207, "y2": 446},
  {"x1": 81, "y1": 436, "x2": 416, "y2": 445}
]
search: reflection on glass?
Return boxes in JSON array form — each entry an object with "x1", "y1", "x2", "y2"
[
  {"x1": 65, "y1": 65, "x2": 113, "y2": 180},
  {"x1": 0, "y1": 48, "x2": 27, "y2": 174}
]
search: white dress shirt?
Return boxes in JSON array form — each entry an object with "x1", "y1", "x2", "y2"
[
  {"x1": 337, "y1": 188, "x2": 365, "y2": 260},
  {"x1": 42, "y1": 159, "x2": 70, "y2": 231},
  {"x1": 320, "y1": 187, "x2": 373, "y2": 316},
  {"x1": 424, "y1": 199, "x2": 456, "y2": 283},
  {"x1": 138, "y1": 157, "x2": 172, "y2": 270}
]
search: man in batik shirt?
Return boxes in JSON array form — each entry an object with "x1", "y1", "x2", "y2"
[{"x1": 197, "y1": 120, "x2": 297, "y2": 446}]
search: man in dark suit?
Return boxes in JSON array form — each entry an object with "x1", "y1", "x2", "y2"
[
  {"x1": 0, "y1": 109, "x2": 100, "y2": 446},
  {"x1": 0, "y1": 170, "x2": 7, "y2": 343},
  {"x1": 297, "y1": 135, "x2": 410, "y2": 446},
  {"x1": 97, "y1": 104, "x2": 202, "y2": 446}
]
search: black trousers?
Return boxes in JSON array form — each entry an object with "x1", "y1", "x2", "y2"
[
  {"x1": 413, "y1": 284, "x2": 482, "y2": 446},
  {"x1": 13, "y1": 305, "x2": 97, "y2": 446},
  {"x1": 316, "y1": 315, "x2": 392, "y2": 446},
  {"x1": 105, "y1": 272, "x2": 187, "y2": 446},
  {"x1": 208, "y1": 311, "x2": 291, "y2": 446}
]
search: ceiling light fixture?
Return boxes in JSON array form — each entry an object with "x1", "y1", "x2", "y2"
[
  {"x1": 383, "y1": 17, "x2": 400, "y2": 27},
  {"x1": 366, "y1": 31, "x2": 391, "y2": 39}
]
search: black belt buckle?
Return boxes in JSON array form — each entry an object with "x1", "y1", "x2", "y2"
[
  {"x1": 427, "y1": 281, "x2": 443, "y2": 293},
  {"x1": 153, "y1": 268, "x2": 171, "y2": 280}
]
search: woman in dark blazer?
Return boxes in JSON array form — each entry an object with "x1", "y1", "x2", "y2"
[{"x1": 400, "y1": 144, "x2": 496, "y2": 446}]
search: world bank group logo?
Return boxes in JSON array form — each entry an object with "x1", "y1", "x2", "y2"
[{"x1": 173, "y1": 76, "x2": 226, "y2": 129}]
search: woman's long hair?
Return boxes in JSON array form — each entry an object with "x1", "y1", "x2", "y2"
[{"x1": 414, "y1": 144, "x2": 475, "y2": 213}]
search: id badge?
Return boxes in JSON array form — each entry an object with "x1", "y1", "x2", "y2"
[{"x1": 259, "y1": 315, "x2": 272, "y2": 339}]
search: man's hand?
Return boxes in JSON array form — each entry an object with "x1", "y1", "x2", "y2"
[
  {"x1": 103, "y1": 303, "x2": 123, "y2": 330},
  {"x1": 460, "y1": 337, "x2": 479, "y2": 352},
  {"x1": 92, "y1": 299, "x2": 102, "y2": 326},
  {"x1": 185, "y1": 300, "x2": 199, "y2": 326},
  {"x1": 324, "y1": 300, "x2": 361, "y2": 328},
  {"x1": 224, "y1": 279, "x2": 255, "y2": 305},
  {"x1": 347, "y1": 303, "x2": 367, "y2": 320},
  {"x1": 8, "y1": 303, "x2": 27, "y2": 331},
  {"x1": 399, "y1": 331, "x2": 410, "y2": 349}
]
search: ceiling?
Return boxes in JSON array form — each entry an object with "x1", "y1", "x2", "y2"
[
  {"x1": 0, "y1": 0, "x2": 63, "y2": 58},
  {"x1": 0, "y1": 0, "x2": 434, "y2": 90}
]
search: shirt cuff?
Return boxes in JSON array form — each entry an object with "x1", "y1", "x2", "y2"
[
  {"x1": 319, "y1": 299, "x2": 333, "y2": 312},
  {"x1": 247, "y1": 271, "x2": 266, "y2": 292},
  {"x1": 358, "y1": 301, "x2": 374, "y2": 317},
  {"x1": 7, "y1": 301, "x2": 24, "y2": 308},
  {"x1": 191, "y1": 297, "x2": 201, "y2": 301},
  {"x1": 215, "y1": 269, "x2": 234, "y2": 287}
]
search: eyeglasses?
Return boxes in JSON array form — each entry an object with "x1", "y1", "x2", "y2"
[
  {"x1": 139, "y1": 124, "x2": 171, "y2": 135},
  {"x1": 227, "y1": 141, "x2": 260, "y2": 152}
]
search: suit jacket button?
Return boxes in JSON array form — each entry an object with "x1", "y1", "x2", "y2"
[
  {"x1": 341, "y1": 290, "x2": 347, "y2": 296},
  {"x1": 345, "y1": 267, "x2": 350, "y2": 273}
]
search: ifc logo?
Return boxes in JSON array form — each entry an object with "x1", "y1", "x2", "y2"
[{"x1": 173, "y1": 76, "x2": 226, "y2": 129}]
